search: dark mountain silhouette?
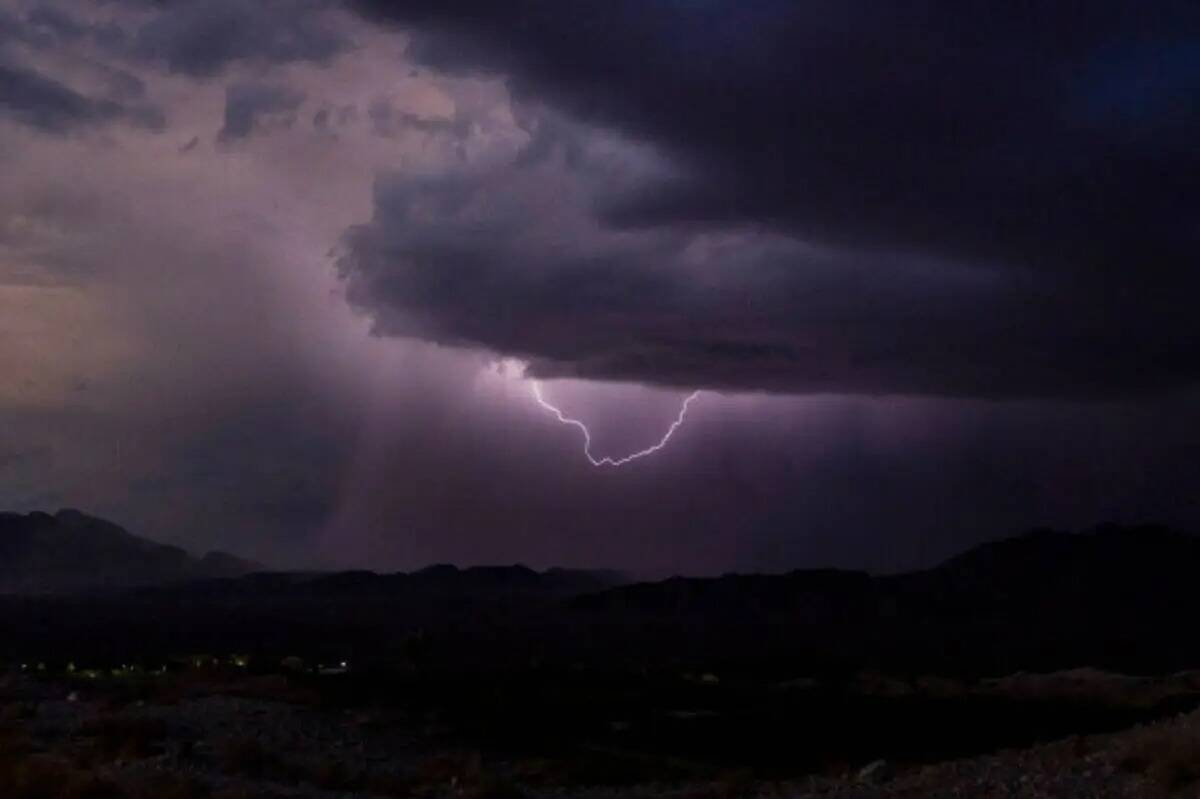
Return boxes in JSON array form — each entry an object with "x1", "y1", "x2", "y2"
[
  {"x1": 2, "y1": 518, "x2": 1199, "y2": 678},
  {"x1": 577, "y1": 523, "x2": 1197, "y2": 617},
  {"x1": 148, "y1": 561, "x2": 624, "y2": 604},
  {"x1": 570, "y1": 523, "x2": 1200, "y2": 675},
  {"x1": 0, "y1": 509, "x2": 261, "y2": 594}
]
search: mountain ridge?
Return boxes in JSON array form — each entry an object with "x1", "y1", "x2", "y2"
[
  {"x1": 0, "y1": 509, "x2": 262, "y2": 594},
  {"x1": 2, "y1": 514, "x2": 1198, "y2": 675}
]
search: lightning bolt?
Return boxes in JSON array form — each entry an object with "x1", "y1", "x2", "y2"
[{"x1": 530, "y1": 381, "x2": 701, "y2": 467}]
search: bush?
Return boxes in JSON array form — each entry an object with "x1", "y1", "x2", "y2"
[
  {"x1": 411, "y1": 751, "x2": 526, "y2": 798},
  {"x1": 1118, "y1": 724, "x2": 1200, "y2": 792},
  {"x1": 216, "y1": 736, "x2": 286, "y2": 781},
  {"x1": 309, "y1": 757, "x2": 358, "y2": 790},
  {"x1": 123, "y1": 773, "x2": 209, "y2": 799},
  {"x1": 0, "y1": 754, "x2": 122, "y2": 799},
  {"x1": 78, "y1": 715, "x2": 167, "y2": 763}
]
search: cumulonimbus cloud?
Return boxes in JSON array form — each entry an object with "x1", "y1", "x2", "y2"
[
  {"x1": 337, "y1": 0, "x2": 1200, "y2": 399},
  {"x1": 335, "y1": 110, "x2": 1196, "y2": 399}
]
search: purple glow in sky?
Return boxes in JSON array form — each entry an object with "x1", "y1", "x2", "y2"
[{"x1": 1, "y1": 0, "x2": 1198, "y2": 575}]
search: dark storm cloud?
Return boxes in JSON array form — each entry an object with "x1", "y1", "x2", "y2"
[
  {"x1": 99, "y1": 66, "x2": 146, "y2": 101},
  {"x1": 0, "y1": 60, "x2": 115, "y2": 131},
  {"x1": 344, "y1": 0, "x2": 1200, "y2": 399},
  {"x1": 3, "y1": 0, "x2": 352, "y2": 77},
  {"x1": 130, "y1": 0, "x2": 350, "y2": 77},
  {"x1": 0, "y1": 5, "x2": 51, "y2": 48},
  {"x1": 1, "y1": 3, "x2": 123, "y2": 51},
  {"x1": 24, "y1": 4, "x2": 86, "y2": 43},
  {"x1": 218, "y1": 81, "x2": 305, "y2": 141},
  {"x1": 0, "y1": 58, "x2": 162, "y2": 132},
  {"x1": 0, "y1": 4, "x2": 164, "y2": 133},
  {"x1": 356, "y1": 1, "x2": 1200, "y2": 268},
  {"x1": 340, "y1": 157, "x2": 1194, "y2": 398}
]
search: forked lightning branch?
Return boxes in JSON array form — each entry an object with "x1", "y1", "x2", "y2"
[{"x1": 530, "y1": 381, "x2": 701, "y2": 467}]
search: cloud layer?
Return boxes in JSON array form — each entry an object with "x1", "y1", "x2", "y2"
[
  {"x1": 0, "y1": 0, "x2": 1198, "y2": 574},
  {"x1": 341, "y1": 0, "x2": 1200, "y2": 398}
]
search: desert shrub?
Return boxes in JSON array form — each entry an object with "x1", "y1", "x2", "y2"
[
  {"x1": 410, "y1": 751, "x2": 525, "y2": 798},
  {"x1": 123, "y1": 773, "x2": 209, "y2": 799},
  {"x1": 1118, "y1": 723, "x2": 1200, "y2": 792},
  {"x1": 415, "y1": 750, "x2": 484, "y2": 788},
  {"x1": 364, "y1": 771, "x2": 415, "y2": 797},
  {"x1": 60, "y1": 774, "x2": 125, "y2": 799},
  {"x1": 690, "y1": 769, "x2": 760, "y2": 799},
  {"x1": 460, "y1": 773, "x2": 526, "y2": 799},
  {"x1": 216, "y1": 736, "x2": 287, "y2": 781},
  {"x1": 210, "y1": 789, "x2": 288, "y2": 799},
  {"x1": 2, "y1": 701, "x2": 39, "y2": 721},
  {"x1": 217, "y1": 735, "x2": 369, "y2": 791},
  {"x1": 78, "y1": 715, "x2": 167, "y2": 763},
  {"x1": 550, "y1": 748, "x2": 695, "y2": 786},
  {"x1": 308, "y1": 757, "x2": 360, "y2": 791},
  {"x1": 0, "y1": 754, "x2": 123, "y2": 799},
  {"x1": 0, "y1": 721, "x2": 33, "y2": 756}
]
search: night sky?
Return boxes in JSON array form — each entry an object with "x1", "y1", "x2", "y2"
[{"x1": 1, "y1": 1, "x2": 1198, "y2": 575}]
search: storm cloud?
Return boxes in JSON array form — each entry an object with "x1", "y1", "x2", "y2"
[
  {"x1": 0, "y1": 3, "x2": 163, "y2": 133},
  {"x1": 130, "y1": 0, "x2": 351, "y2": 77},
  {"x1": 1, "y1": 0, "x2": 1199, "y2": 574},
  {"x1": 341, "y1": 0, "x2": 1200, "y2": 399},
  {"x1": 338, "y1": 130, "x2": 1049, "y2": 398},
  {"x1": 0, "y1": 60, "x2": 120, "y2": 130},
  {"x1": 219, "y1": 81, "x2": 305, "y2": 141}
]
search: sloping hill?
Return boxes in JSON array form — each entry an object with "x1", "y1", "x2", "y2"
[
  {"x1": 0, "y1": 509, "x2": 260, "y2": 594},
  {"x1": 571, "y1": 524, "x2": 1200, "y2": 674}
]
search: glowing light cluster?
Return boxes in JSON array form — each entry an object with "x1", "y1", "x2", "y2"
[{"x1": 530, "y1": 381, "x2": 701, "y2": 467}]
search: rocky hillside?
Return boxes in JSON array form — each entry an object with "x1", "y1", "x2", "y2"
[{"x1": 0, "y1": 509, "x2": 261, "y2": 594}]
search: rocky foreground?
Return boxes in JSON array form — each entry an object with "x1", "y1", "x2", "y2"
[
  {"x1": 792, "y1": 713, "x2": 1199, "y2": 798},
  {"x1": 3, "y1": 671, "x2": 1199, "y2": 799}
]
